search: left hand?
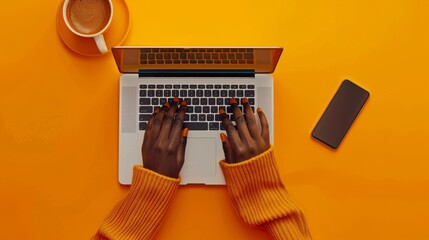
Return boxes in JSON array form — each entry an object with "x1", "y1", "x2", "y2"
[{"x1": 141, "y1": 98, "x2": 188, "y2": 178}]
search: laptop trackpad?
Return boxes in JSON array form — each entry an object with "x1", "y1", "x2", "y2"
[{"x1": 181, "y1": 137, "x2": 216, "y2": 177}]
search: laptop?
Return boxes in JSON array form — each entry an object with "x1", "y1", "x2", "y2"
[{"x1": 112, "y1": 46, "x2": 283, "y2": 185}]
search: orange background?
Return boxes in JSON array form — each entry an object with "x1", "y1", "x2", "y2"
[{"x1": 1, "y1": 0, "x2": 428, "y2": 239}]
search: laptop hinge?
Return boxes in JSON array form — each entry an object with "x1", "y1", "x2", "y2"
[{"x1": 138, "y1": 69, "x2": 255, "y2": 78}]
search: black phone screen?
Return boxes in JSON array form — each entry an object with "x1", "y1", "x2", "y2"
[{"x1": 311, "y1": 80, "x2": 370, "y2": 149}]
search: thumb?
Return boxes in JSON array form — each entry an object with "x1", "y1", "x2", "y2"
[
  {"x1": 220, "y1": 133, "x2": 234, "y2": 164},
  {"x1": 177, "y1": 128, "x2": 188, "y2": 170}
]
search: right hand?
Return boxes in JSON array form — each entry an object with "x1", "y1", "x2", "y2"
[{"x1": 220, "y1": 97, "x2": 270, "y2": 163}]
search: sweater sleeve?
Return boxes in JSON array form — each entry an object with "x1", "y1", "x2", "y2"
[
  {"x1": 93, "y1": 166, "x2": 180, "y2": 240},
  {"x1": 219, "y1": 146, "x2": 311, "y2": 240}
]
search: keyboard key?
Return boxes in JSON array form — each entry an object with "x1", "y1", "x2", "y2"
[
  {"x1": 140, "y1": 90, "x2": 147, "y2": 97},
  {"x1": 213, "y1": 90, "x2": 220, "y2": 97},
  {"x1": 209, "y1": 98, "x2": 216, "y2": 105},
  {"x1": 160, "y1": 98, "x2": 167, "y2": 104},
  {"x1": 192, "y1": 98, "x2": 199, "y2": 105},
  {"x1": 249, "y1": 98, "x2": 255, "y2": 105},
  {"x1": 237, "y1": 90, "x2": 244, "y2": 97},
  {"x1": 152, "y1": 98, "x2": 159, "y2": 105},
  {"x1": 197, "y1": 90, "x2": 204, "y2": 97},
  {"x1": 188, "y1": 90, "x2": 196, "y2": 97},
  {"x1": 156, "y1": 90, "x2": 163, "y2": 97},
  {"x1": 245, "y1": 90, "x2": 255, "y2": 97},
  {"x1": 211, "y1": 106, "x2": 218, "y2": 113},
  {"x1": 185, "y1": 98, "x2": 192, "y2": 105},
  {"x1": 222, "y1": 85, "x2": 230, "y2": 89},
  {"x1": 140, "y1": 98, "x2": 150, "y2": 105},
  {"x1": 195, "y1": 106, "x2": 202, "y2": 113},
  {"x1": 180, "y1": 90, "x2": 187, "y2": 97},
  {"x1": 203, "y1": 106, "x2": 210, "y2": 113},
  {"x1": 165, "y1": 85, "x2": 172, "y2": 89},
  {"x1": 172, "y1": 90, "x2": 179, "y2": 97},
  {"x1": 204, "y1": 90, "x2": 211, "y2": 97},
  {"x1": 198, "y1": 85, "x2": 205, "y2": 89},
  {"x1": 190, "y1": 84, "x2": 197, "y2": 89},
  {"x1": 164, "y1": 90, "x2": 171, "y2": 97},
  {"x1": 231, "y1": 85, "x2": 238, "y2": 89},
  {"x1": 184, "y1": 115, "x2": 190, "y2": 121},
  {"x1": 215, "y1": 114, "x2": 221, "y2": 121},
  {"x1": 229, "y1": 90, "x2": 236, "y2": 97},
  {"x1": 139, "y1": 114, "x2": 152, "y2": 121},
  {"x1": 207, "y1": 85, "x2": 213, "y2": 89},
  {"x1": 139, "y1": 106, "x2": 153, "y2": 113},
  {"x1": 190, "y1": 60, "x2": 197, "y2": 64},
  {"x1": 207, "y1": 114, "x2": 214, "y2": 121},
  {"x1": 187, "y1": 106, "x2": 194, "y2": 113},
  {"x1": 217, "y1": 98, "x2": 223, "y2": 105},
  {"x1": 148, "y1": 90, "x2": 155, "y2": 97},
  {"x1": 183, "y1": 122, "x2": 208, "y2": 130},
  {"x1": 239, "y1": 85, "x2": 246, "y2": 89},
  {"x1": 156, "y1": 84, "x2": 164, "y2": 89},
  {"x1": 221, "y1": 90, "x2": 228, "y2": 97},
  {"x1": 214, "y1": 59, "x2": 221, "y2": 64},
  {"x1": 247, "y1": 85, "x2": 255, "y2": 89},
  {"x1": 225, "y1": 98, "x2": 230, "y2": 105},
  {"x1": 215, "y1": 85, "x2": 222, "y2": 89},
  {"x1": 201, "y1": 98, "x2": 208, "y2": 105},
  {"x1": 199, "y1": 114, "x2": 206, "y2": 121},
  {"x1": 191, "y1": 114, "x2": 198, "y2": 121},
  {"x1": 209, "y1": 122, "x2": 219, "y2": 130},
  {"x1": 182, "y1": 84, "x2": 189, "y2": 89},
  {"x1": 149, "y1": 85, "x2": 156, "y2": 89},
  {"x1": 165, "y1": 60, "x2": 173, "y2": 64},
  {"x1": 139, "y1": 122, "x2": 148, "y2": 130},
  {"x1": 140, "y1": 85, "x2": 147, "y2": 89}
]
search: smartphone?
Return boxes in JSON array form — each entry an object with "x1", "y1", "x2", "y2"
[{"x1": 311, "y1": 80, "x2": 370, "y2": 149}]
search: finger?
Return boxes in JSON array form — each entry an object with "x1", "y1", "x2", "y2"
[
  {"x1": 231, "y1": 98, "x2": 252, "y2": 142},
  {"x1": 169, "y1": 99, "x2": 187, "y2": 145},
  {"x1": 220, "y1": 133, "x2": 234, "y2": 164},
  {"x1": 220, "y1": 108, "x2": 241, "y2": 149},
  {"x1": 150, "y1": 101, "x2": 170, "y2": 141},
  {"x1": 143, "y1": 108, "x2": 159, "y2": 151},
  {"x1": 158, "y1": 97, "x2": 179, "y2": 142},
  {"x1": 177, "y1": 128, "x2": 189, "y2": 171},
  {"x1": 242, "y1": 98, "x2": 259, "y2": 138},
  {"x1": 257, "y1": 107, "x2": 270, "y2": 145}
]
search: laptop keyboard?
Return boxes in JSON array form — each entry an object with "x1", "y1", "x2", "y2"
[
  {"x1": 138, "y1": 84, "x2": 255, "y2": 131},
  {"x1": 140, "y1": 48, "x2": 255, "y2": 65}
]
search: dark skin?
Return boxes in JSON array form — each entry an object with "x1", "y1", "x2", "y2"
[
  {"x1": 220, "y1": 98, "x2": 270, "y2": 163},
  {"x1": 142, "y1": 97, "x2": 270, "y2": 177},
  {"x1": 142, "y1": 98, "x2": 188, "y2": 178}
]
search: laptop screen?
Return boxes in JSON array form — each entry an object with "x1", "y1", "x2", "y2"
[{"x1": 112, "y1": 46, "x2": 283, "y2": 74}]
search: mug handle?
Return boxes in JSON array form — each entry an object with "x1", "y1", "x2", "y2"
[{"x1": 94, "y1": 34, "x2": 108, "y2": 54}]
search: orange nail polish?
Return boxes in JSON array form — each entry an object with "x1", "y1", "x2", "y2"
[
  {"x1": 230, "y1": 97, "x2": 237, "y2": 105},
  {"x1": 219, "y1": 108, "x2": 225, "y2": 114},
  {"x1": 242, "y1": 98, "x2": 249, "y2": 104},
  {"x1": 164, "y1": 102, "x2": 170, "y2": 108},
  {"x1": 220, "y1": 133, "x2": 227, "y2": 142},
  {"x1": 181, "y1": 99, "x2": 187, "y2": 106},
  {"x1": 173, "y1": 96, "x2": 179, "y2": 103},
  {"x1": 154, "y1": 108, "x2": 160, "y2": 113},
  {"x1": 257, "y1": 107, "x2": 262, "y2": 113},
  {"x1": 183, "y1": 128, "x2": 189, "y2": 137}
]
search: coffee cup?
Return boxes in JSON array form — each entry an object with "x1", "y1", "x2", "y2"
[{"x1": 63, "y1": 0, "x2": 113, "y2": 54}]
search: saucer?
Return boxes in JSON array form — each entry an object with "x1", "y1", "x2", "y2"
[{"x1": 56, "y1": 0, "x2": 130, "y2": 57}]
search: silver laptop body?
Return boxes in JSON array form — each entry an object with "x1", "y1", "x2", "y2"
[{"x1": 113, "y1": 46, "x2": 283, "y2": 185}]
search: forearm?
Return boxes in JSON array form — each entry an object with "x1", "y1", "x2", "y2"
[
  {"x1": 220, "y1": 146, "x2": 311, "y2": 240},
  {"x1": 93, "y1": 166, "x2": 180, "y2": 240}
]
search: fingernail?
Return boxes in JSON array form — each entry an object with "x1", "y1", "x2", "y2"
[
  {"x1": 220, "y1": 133, "x2": 227, "y2": 142},
  {"x1": 183, "y1": 128, "x2": 189, "y2": 137},
  {"x1": 181, "y1": 99, "x2": 187, "y2": 106},
  {"x1": 219, "y1": 108, "x2": 226, "y2": 114},
  {"x1": 242, "y1": 98, "x2": 249, "y2": 104},
  {"x1": 257, "y1": 107, "x2": 262, "y2": 113},
  {"x1": 173, "y1": 96, "x2": 179, "y2": 103},
  {"x1": 154, "y1": 108, "x2": 160, "y2": 114},
  {"x1": 230, "y1": 97, "x2": 237, "y2": 105},
  {"x1": 164, "y1": 102, "x2": 170, "y2": 108}
]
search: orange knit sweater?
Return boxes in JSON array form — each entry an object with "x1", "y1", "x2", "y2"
[{"x1": 93, "y1": 147, "x2": 311, "y2": 239}]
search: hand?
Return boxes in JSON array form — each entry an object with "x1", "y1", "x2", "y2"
[
  {"x1": 220, "y1": 98, "x2": 270, "y2": 163},
  {"x1": 142, "y1": 98, "x2": 188, "y2": 178}
]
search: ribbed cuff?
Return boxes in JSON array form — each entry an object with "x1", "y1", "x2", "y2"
[
  {"x1": 219, "y1": 147, "x2": 307, "y2": 230},
  {"x1": 95, "y1": 166, "x2": 180, "y2": 240}
]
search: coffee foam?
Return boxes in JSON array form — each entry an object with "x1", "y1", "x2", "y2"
[{"x1": 67, "y1": 0, "x2": 111, "y2": 35}]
